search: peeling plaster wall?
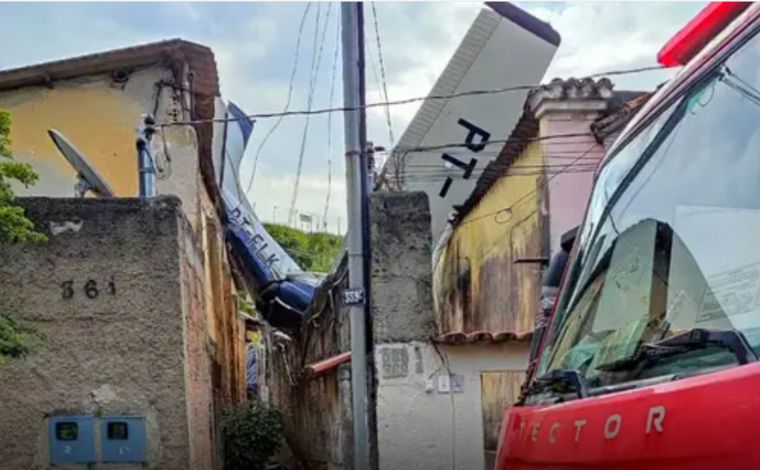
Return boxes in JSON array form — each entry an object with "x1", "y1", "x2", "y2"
[
  {"x1": 371, "y1": 191, "x2": 436, "y2": 342},
  {"x1": 434, "y1": 142, "x2": 545, "y2": 336},
  {"x1": 0, "y1": 197, "x2": 213, "y2": 470}
]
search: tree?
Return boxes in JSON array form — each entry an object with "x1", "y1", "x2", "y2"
[
  {"x1": 263, "y1": 223, "x2": 342, "y2": 273},
  {"x1": 0, "y1": 110, "x2": 44, "y2": 243}
]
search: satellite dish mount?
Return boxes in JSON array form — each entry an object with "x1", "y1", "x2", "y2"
[{"x1": 48, "y1": 129, "x2": 115, "y2": 198}]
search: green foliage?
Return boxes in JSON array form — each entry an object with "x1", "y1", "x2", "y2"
[
  {"x1": 0, "y1": 110, "x2": 45, "y2": 244},
  {"x1": 264, "y1": 223, "x2": 342, "y2": 273},
  {"x1": 222, "y1": 400, "x2": 284, "y2": 470},
  {"x1": 238, "y1": 295, "x2": 256, "y2": 317},
  {"x1": 0, "y1": 313, "x2": 38, "y2": 364}
]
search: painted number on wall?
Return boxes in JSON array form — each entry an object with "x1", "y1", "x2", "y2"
[{"x1": 60, "y1": 277, "x2": 116, "y2": 299}]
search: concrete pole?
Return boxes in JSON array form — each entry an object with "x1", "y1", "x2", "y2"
[{"x1": 341, "y1": 3, "x2": 370, "y2": 469}]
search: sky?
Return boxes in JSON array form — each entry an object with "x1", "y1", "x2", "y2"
[{"x1": 0, "y1": 1, "x2": 706, "y2": 233}]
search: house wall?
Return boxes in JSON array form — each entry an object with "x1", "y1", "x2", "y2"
[
  {"x1": 0, "y1": 67, "x2": 204, "y2": 228},
  {"x1": 539, "y1": 112, "x2": 607, "y2": 253},
  {"x1": 370, "y1": 191, "x2": 529, "y2": 470},
  {"x1": 433, "y1": 142, "x2": 545, "y2": 336},
  {"x1": 375, "y1": 341, "x2": 529, "y2": 470},
  {"x1": 0, "y1": 197, "x2": 213, "y2": 470},
  {"x1": 258, "y1": 191, "x2": 528, "y2": 470},
  {"x1": 0, "y1": 62, "x2": 245, "y2": 410}
]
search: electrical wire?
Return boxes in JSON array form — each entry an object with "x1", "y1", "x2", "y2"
[
  {"x1": 371, "y1": 2, "x2": 395, "y2": 149},
  {"x1": 289, "y1": 3, "x2": 332, "y2": 226},
  {"x1": 455, "y1": 143, "x2": 600, "y2": 227},
  {"x1": 323, "y1": 18, "x2": 341, "y2": 231},
  {"x1": 160, "y1": 64, "x2": 665, "y2": 128},
  {"x1": 586, "y1": 64, "x2": 667, "y2": 78},
  {"x1": 245, "y1": 2, "x2": 313, "y2": 195},
  {"x1": 393, "y1": 132, "x2": 595, "y2": 155}
]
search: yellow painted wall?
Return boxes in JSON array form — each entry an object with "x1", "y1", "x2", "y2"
[
  {"x1": 434, "y1": 142, "x2": 544, "y2": 334},
  {"x1": 0, "y1": 64, "x2": 246, "y2": 401},
  {"x1": 0, "y1": 69, "x2": 173, "y2": 197}
]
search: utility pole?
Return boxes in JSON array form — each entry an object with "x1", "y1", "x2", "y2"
[{"x1": 341, "y1": 3, "x2": 371, "y2": 469}]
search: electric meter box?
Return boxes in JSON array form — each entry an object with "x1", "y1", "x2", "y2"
[
  {"x1": 100, "y1": 416, "x2": 147, "y2": 463},
  {"x1": 49, "y1": 415, "x2": 96, "y2": 464}
]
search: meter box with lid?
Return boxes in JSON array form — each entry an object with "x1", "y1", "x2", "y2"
[
  {"x1": 100, "y1": 416, "x2": 147, "y2": 463},
  {"x1": 49, "y1": 415, "x2": 96, "y2": 464}
]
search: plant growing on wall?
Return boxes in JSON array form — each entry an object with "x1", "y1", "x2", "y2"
[
  {"x1": 0, "y1": 312, "x2": 38, "y2": 364},
  {"x1": 222, "y1": 400, "x2": 284, "y2": 470},
  {"x1": 0, "y1": 110, "x2": 45, "y2": 243}
]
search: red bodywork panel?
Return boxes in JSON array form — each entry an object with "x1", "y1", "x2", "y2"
[
  {"x1": 496, "y1": 362, "x2": 760, "y2": 469},
  {"x1": 496, "y1": 363, "x2": 760, "y2": 470},
  {"x1": 496, "y1": 5, "x2": 760, "y2": 469}
]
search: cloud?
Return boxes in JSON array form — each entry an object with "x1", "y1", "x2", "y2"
[
  {"x1": 525, "y1": 2, "x2": 706, "y2": 89},
  {"x1": 0, "y1": 1, "x2": 708, "y2": 233},
  {"x1": 245, "y1": 165, "x2": 347, "y2": 233}
]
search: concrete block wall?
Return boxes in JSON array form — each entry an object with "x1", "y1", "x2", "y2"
[{"x1": 0, "y1": 197, "x2": 213, "y2": 470}]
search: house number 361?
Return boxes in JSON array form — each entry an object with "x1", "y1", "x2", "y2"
[{"x1": 60, "y1": 278, "x2": 116, "y2": 299}]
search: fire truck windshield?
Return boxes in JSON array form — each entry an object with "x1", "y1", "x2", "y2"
[{"x1": 536, "y1": 28, "x2": 760, "y2": 393}]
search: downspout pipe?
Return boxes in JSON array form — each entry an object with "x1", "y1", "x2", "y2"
[{"x1": 136, "y1": 114, "x2": 157, "y2": 198}]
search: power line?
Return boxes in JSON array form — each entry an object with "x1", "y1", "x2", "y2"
[
  {"x1": 456, "y1": 143, "x2": 599, "y2": 227},
  {"x1": 289, "y1": 3, "x2": 332, "y2": 226},
  {"x1": 389, "y1": 168, "x2": 597, "y2": 183},
  {"x1": 370, "y1": 2, "x2": 395, "y2": 149},
  {"x1": 393, "y1": 132, "x2": 595, "y2": 155},
  {"x1": 245, "y1": 2, "x2": 313, "y2": 195},
  {"x1": 323, "y1": 17, "x2": 341, "y2": 230},
  {"x1": 160, "y1": 64, "x2": 665, "y2": 127},
  {"x1": 586, "y1": 64, "x2": 667, "y2": 78}
]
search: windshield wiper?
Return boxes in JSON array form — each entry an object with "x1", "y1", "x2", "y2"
[
  {"x1": 522, "y1": 368, "x2": 588, "y2": 404},
  {"x1": 596, "y1": 328, "x2": 758, "y2": 372}
]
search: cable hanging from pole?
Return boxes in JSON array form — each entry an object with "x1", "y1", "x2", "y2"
[
  {"x1": 245, "y1": 2, "x2": 313, "y2": 196},
  {"x1": 370, "y1": 1, "x2": 395, "y2": 150},
  {"x1": 455, "y1": 143, "x2": 599, "y2": 227},
  {"x1": 159, "y1": 63, "x2": 666, "y2": 127},
  {"x1": 289, "y1": 2, "x2": 332, "y2": 226},
  {"x1": 323, "y1": 17, "x2": 341, "y2": 232}
]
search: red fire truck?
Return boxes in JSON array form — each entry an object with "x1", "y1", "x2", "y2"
[{"x1": 496, "y1": 3, "x2": 760, "y2": 468}]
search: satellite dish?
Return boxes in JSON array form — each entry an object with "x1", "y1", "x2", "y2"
[{"x1": 48, "y1": 129, "x2": 115, "y2": 198}]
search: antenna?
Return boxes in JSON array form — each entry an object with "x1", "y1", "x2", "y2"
[{"x1": 48, "y1": 129, "x2": 115, "y2": 198}]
